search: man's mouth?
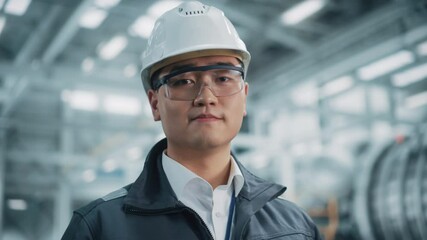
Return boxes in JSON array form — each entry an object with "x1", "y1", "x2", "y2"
[{"x1": 192, "y1": 113, "x2": 221, "y2": 121}]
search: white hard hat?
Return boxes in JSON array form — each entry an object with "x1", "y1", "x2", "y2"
[{"x1": 140, "y1": 1, "x2": 251, "y2": 93}]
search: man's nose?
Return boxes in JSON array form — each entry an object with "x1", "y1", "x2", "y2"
[{"x1": 193, "y1": 83, "x2": 218, "y2": 106}]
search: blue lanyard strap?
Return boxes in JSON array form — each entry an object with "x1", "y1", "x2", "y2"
[{"x1": 224, "y1": 189, "x2": 236, "y2": 240}]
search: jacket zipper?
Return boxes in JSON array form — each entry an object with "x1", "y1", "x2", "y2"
[
  {"x1": 125, "y1": 204, "x2": 214, "y2": 240},
  {"x1": 180, "y1": 204, "x2": 215, "y2": 240}
]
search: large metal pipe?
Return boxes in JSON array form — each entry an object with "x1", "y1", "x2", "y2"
[{"x1": 353, "y1": 128, "x2": 427, "y2": 240}]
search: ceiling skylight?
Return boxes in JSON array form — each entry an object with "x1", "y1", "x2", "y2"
[
  {"x1": 62, "y1": 90, "x2": 100, "y2": 111},
  {"x1": 281, "y1": 0, "x2": 326, "y2": 25},
  {"x1": 128, "y1": 16, "x2": 156, "y2": 39},
  {"x1": 320, "y1": 76, "x2": 354, "y2": 98},
  {"x1": 97, "y1": 35, "x2": 128, "y2": 60},
  {"x1": 148, "y1": 0, "x2": 182, "y2": 18},
  {"x1": 405, "y1": 91, "x2": 427, "y2": 109},
  {"x1": 4, "y1": 0, "x2": 31, "y2": 16},
  {"x1": 79, "y1": 7, "x2": 107, "y2": 29},
  {"x1": 8, "y1": 199, "x2": 28, "y2": 211},
  {"x1": 81, "y1": 57, "x2": 95, "y2": 73},
  {"x1": 129, "y1": 1, "x2": 181, "y2": 39},
  {"x1": 392, "y1": 62, "x2": 427, "y2": 87},
  {"x1": 94, "y1": 0, "x2": 121, "y2": 9},
  {"x1": 103, "y1": 94, "x2": 141, "y2": 116},
  {"x1": 416, "y1": 40, "x2": 427, "y2": 56},
  {"x1": 0, "y1": 16, "x2": 5, "y2": 36},
  {"x1": 357, "y1": 50, "x2": 415, "y2": 81}
]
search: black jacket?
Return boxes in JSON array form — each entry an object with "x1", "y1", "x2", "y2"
[{"x1": 62, "y1": 139, "x2": 322, "y2": 240}]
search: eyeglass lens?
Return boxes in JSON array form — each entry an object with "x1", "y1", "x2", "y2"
[{"x1": 164, "y1": 68, "x2": 244, "y2": 100}]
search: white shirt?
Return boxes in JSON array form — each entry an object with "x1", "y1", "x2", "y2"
[{"x1": 162, "y1": 152, "x2": 244, "y2": 240}]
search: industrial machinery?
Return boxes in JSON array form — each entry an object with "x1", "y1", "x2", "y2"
[{"x1": 352, "y1": 127, "x2": 427, "y2": 240}]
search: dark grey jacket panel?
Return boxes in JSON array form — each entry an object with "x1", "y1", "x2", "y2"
[{"x1": 62, "y1": 139, "x2": 322, "y2": 240}]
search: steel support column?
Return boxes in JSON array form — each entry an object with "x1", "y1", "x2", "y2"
[
  {"x1": 0, "y1": 132, "x2": 5, "y2": 239},
  {"x1": 52, "y1": 102, "x2": 73, "y2": 240}
]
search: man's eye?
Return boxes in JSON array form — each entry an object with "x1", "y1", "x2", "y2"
[
  {"x1": 168, "y1": 79, "x2": 195, "y2": 88},
  {"x1": 217, "y1": 76, "x2": 231, "y2": 82}
]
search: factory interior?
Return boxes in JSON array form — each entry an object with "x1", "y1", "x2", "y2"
[{"x1": 0, "y1": 0, "x2": 427, "y2": 239}]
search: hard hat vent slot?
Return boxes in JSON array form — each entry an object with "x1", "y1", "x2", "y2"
[
  {"x1": 185, "y1": 10, "x2": 204, "y2": 15},
  {"x1": 178, "y1": 3, "x2": 207, "y2": 16}
]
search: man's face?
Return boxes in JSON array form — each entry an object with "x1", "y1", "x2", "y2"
[{"x1": 148, "y1": 55, "x2": 248, "y2": 151}]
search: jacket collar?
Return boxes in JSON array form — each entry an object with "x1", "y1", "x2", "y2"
[{"x1": 123, "y1": 138, "x2": 287, "y2": 211}]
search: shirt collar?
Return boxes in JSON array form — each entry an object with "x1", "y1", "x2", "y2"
[
  {"x1": 162, "y1": 151, "x2": 245, "y2": 199},
  {"x1": 229, "y1": 156, "x2": 244, "y2": 197}
]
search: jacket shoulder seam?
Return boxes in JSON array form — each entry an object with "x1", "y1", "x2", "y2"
[
  {"x1": 101, "y1": 187, "x2": 128, "y2": 201},
  {"x1": 75, "y1": 187, "x2": 128, "y2": 218},
  {"x1": 74, "y1": 211, "x2": 97, "y2": 239}
]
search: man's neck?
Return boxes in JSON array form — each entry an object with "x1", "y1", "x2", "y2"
[{"x1": 165, "y1": 144, "x2": 232, "y2": 189}]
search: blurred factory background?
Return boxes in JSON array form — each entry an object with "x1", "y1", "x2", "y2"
[{"x1": 0, "y1": 0, "x2": 426, "y2": 239}]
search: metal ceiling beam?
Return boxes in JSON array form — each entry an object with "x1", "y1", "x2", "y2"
[
  {"x1": 16, "y1": 5, "x2": 66, "y2": 65},
  {"x1": 41, "y1": 0, "x2": 93, "y2": 64},
  {"x1": 6, "y1": 150, "x2": 98, "y2": 167},
  {"x1": 0, "y1": 79, "x2": 28, "y2": 117},
  {"x1": 208, "y1": 1, "x2": 312, "y2": 53},
  {"x1": 250, "y1": 2, "x2": 424, "y2": 98},
  {"x1": 0, "y1": 5, "x2": 67, "y2": 118},
  {"x1": 0, "y1": 62, "x2": 141, "y2": 94},
  {"x1": 266, "y1": 24, "x2": 312, "y2": 53},
  {"x1": 236, "y1": 9, "x2": 311, "y2": 53},
  {"x1": 0, "y1": 133, "x2": 5, "y2": 237},
  {"x1": 0, "y1": 117, "x2": 156, "y2": 135}
]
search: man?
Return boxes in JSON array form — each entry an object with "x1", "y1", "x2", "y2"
[{"x1": 62, "y1": 1, "x2": 322, "y2": 239}]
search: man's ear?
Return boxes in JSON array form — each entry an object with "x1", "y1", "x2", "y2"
[
  {"x1": 243, "y1": 82, "x2": 249, "y2": 116},
  {"x1": 148, "y1": 90, "x2": 161, "y2": 121}
]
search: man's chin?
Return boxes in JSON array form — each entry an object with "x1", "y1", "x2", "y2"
[{"x1": 189, "y1": 136, "x2": 233, "y2": 151}]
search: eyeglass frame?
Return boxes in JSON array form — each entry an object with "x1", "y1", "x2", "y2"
[{"x1": 151, "y1": 64, "x2": 246, "y2": 92}]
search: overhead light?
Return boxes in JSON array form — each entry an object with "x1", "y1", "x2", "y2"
[
  {"x1": 79, "y1": 7, "x2": 107, "y2": 29},
  {"x1": 81, "y1": 57, "x2": 95, "y2": 73},
  {"x1": 416, "y1": 40, "x2": 427, "y2": 56},
  {"x1": 98, "y1": 35, "x2": 128, "y2": 60},
  {"x1": 129, "y1": 1, "x2": 181, "y2": 39},
  {"x1": 392, "y1": 62, "x2": 427, "y2": 87},
  {"x1": 8, "y1": 199, "x2": 27, "y2": 211},
  {"x1": 250, "y1": 153, "x2": 269, "y2": 169},
  {"x1": 357, "y1": 50, "x2": 415, "y2": 81},
  {"x1": 281, "y1": 0, "x2": 326, "y2": 25},
  {"x1": 369, "y1": 86, "x2": 390, "y2": 114},
  {"x1": 0, "y1": 16, "x2": 5, "y2": 35},
  {"x1": 94, "y1": 0, "x2": 121, "y2": 9},
  {"x1": 329, "y1": 88, "x2": 365, "y2": 114},
  {"x1": 127, "y1": 147, "x2": 142, "y2": 160},
  {"x1": 128, "y1": 15, "x2": 156, "y2": 39},
  {"x1": 405, "y1": 91, "x2": 427, "y2": 109},
  {"x1": 310, "y1": 141, "x2": 323, "y2": 154},
  {"x1": 62, "y1": 90, "x2": 99, "y2": 111},
  {"x1": 82, "y1": 169, "x2": 97, "y2": 182},
  {"x1": 103, "y1": 94, "x2": 141, "y2": 115},
  {"x1": 320, "y1": 75, "x2": 354, "y2": 98},
  {"x1": 290, "y1": 81, "x2": 319, "y2": 106},
  {"x1": 148, "y1": 0, "x2": 182, "y2": 19},
  {"x1": 102, "y1": 158, "x2": 118, "y2": 172},
  {"x1": 123, "y1": 63, "x2": 137, "y2": 78},
  {"x1": 4, "y1": 0, "x2": 31, "y2": 16},
  {"x1": 291, "y1": 143, "x2": 307, "y2": 156}
]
